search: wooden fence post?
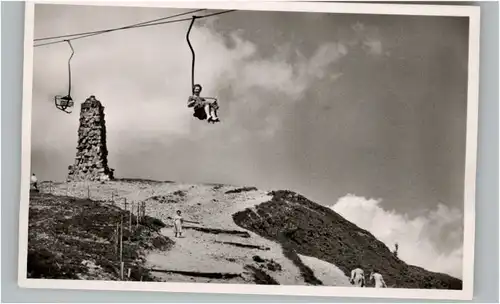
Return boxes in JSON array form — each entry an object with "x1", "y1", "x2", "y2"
[
  {"x1": 120, "y1": 262, "x2": 124, "y2": 281},
  {"x1": 128, "y1": 203, "x2": 132, "y2": 241},
  {"x1": 120, "y1": 216, "x2": 123, "y2": 280},
  {"x1": 136, "y1": 204, "x2": 139, "y2": 225},
  {"x1": 115, "y1": 223, "x2": 119, "y2": 256}
]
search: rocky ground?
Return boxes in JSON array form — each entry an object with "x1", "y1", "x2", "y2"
[
  {"x1": 27, "y1": 179, "x2": 461, "y2": 289},
  {"x1": 27, "y1": 190, "x2": 172, "y2": 281}
]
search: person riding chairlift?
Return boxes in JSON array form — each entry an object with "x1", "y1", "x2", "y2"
[{"x1": 187, "y1": 84, "x2": 220, "y2": 123}]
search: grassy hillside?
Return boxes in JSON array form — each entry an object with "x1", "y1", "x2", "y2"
[
  {"x1": 28, "y1": 180, "x2": 461, "y2": 289},
  {"x1": 232, "y1": 190, "x2": 463, "y2": 290},
  {"x1": 27, "y1": 190, "x2": 173, "y2": 281}
]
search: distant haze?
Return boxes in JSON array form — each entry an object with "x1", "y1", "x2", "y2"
[{"x1": 31, "y1": 4, "x2": 469, "y2": 278}]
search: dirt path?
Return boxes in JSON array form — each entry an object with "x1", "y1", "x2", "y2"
[
  {"x1": 298, "y1": 254, "x2": 352, "y2": 287},
  {"x1": 44, "y1": 180, "x2": 346, "y2": 285},
  {"x1": 144, "y1": 188, "x2": 306, "y2": 285}
]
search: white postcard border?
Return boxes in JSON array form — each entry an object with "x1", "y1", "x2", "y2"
[{"x1": 18, "y1": 1, "x2": 481, "y2": 300}]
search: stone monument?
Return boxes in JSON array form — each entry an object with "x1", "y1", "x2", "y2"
[{"x1": 67, "y1": 95, "x2": 114, "y2": 182}]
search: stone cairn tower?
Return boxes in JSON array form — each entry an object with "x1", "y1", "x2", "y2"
[{"x1": 67, "y1": 95, "x2": 114, "y2": 182}]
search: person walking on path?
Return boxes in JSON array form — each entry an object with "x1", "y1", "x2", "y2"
[
  {"x1": 168, "y1": 210, "x2": 200, "y2": 238},
  {"x1": 370, "y1": 270, "x2": 387, "y2": 288},
  {"x1": 350, "y1": 267, "x2": 365, "y2": 287}
]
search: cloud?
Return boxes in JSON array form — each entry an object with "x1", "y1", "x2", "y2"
[
  {"x1": 162, "y1": 24, "x2": 348, "y2": 139},
  {"x1": 31, "y1": 7, "x2": 348, "y2": 180},
  {"x1": 212, "y1": 31, "x2": 347, "y2": 100},
  {"x1": 363, "y1": 39, "x2": 383, "y2": 55},
  {"x1": 352, "y1": 22, "x2": 365, "y2": 33},
  {"x1": 330, "y1": 194, "x2": 463, "y2": 279},
  {"x1": 207, "y1": 33, "x2": 347, "y2": 139},
  {"x1": 349, "y1": 21, "x2": 385, "y2": 56}
]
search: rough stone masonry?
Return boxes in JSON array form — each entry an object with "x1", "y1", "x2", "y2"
[{"x1": 67, "y1": 95, "x2": 114, "y2": 182}]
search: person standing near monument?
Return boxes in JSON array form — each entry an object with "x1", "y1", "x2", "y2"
[{"x1": 30, "y1": 173, "x2": 38, "y2": 191}]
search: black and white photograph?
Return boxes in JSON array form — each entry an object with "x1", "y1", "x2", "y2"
[{"x1": 18, "y1": 1, "x2": 480, "y2": 300}]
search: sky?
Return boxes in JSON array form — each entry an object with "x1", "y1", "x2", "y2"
[{"x1": 31, "y1": 4, "x2": 469, "y2": 278}]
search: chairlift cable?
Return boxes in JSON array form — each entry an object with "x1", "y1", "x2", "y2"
[
  {"x1": 33, "y1": 10, "x2": 235, "y2": 48},
  {"x1": 34, "y1": 9, "x2": 207, "y2": 42},
  {"x1": 36, "y1": 8, "x2": 235, "y2": 117},
  {"x1": 34, "y1": 17, "x2": 194, "y2": 48}
]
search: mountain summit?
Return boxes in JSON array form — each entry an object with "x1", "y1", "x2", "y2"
[{"x1": 28, "y1": 179, "x2": 461, "y2": 289}]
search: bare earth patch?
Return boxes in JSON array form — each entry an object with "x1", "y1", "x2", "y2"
[{"x1": 36, "y1": 180, "x2": 462, "y2": 289}]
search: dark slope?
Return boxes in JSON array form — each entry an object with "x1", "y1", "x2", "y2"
[
  {"x1": 232, "y1": 190, "x2": 462, "y2": 290},
  {"x1": 27, "y1": 190, "x2": 173, "y2": 281}
]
